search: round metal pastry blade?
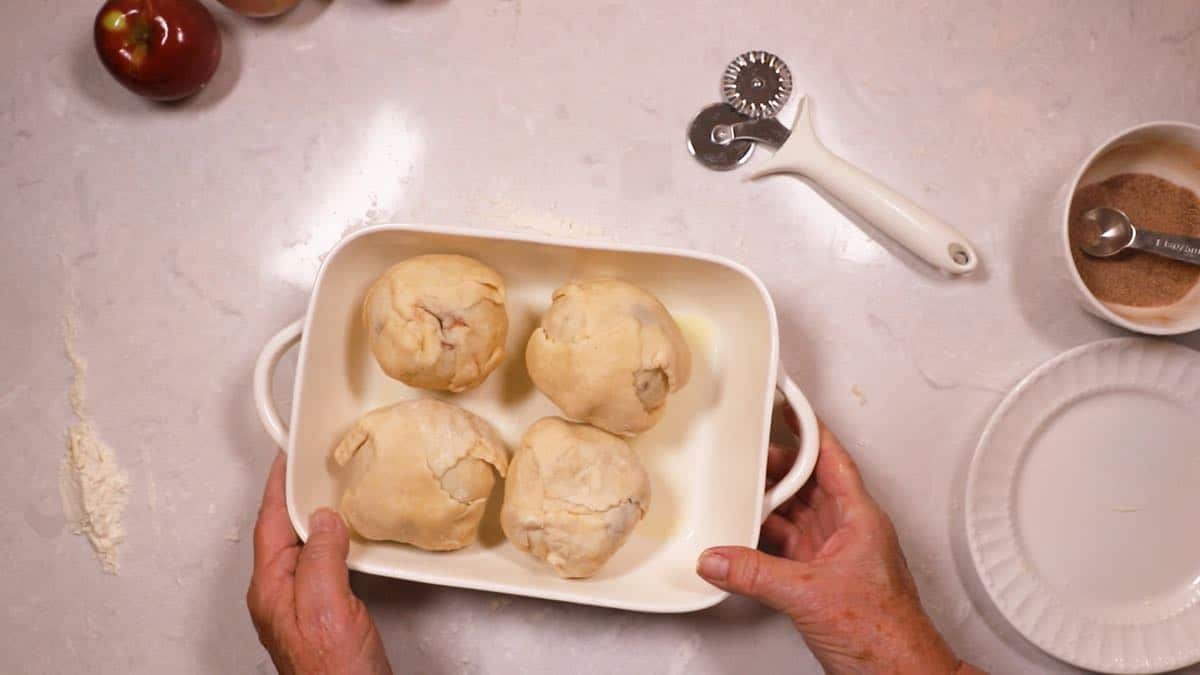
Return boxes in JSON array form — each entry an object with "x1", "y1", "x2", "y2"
[
  {"x1": 686, "y1": 102, "x2": 755, "y2": 170},
  {"x1": 721, "y1": 50, "x2": 793, "y2": 120}
]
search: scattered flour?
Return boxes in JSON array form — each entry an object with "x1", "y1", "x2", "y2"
[
  {"x1": 223, "y1": 526, "x2": 241, "y2": 543},
  {"x1": 146, "y1": 471, "x2": 157, "y2": 513},
  {"x1": 59, "y1": 309, "x2": 129, "y2": 574},
  {"x1": 667, "y1": 631, "x2": 702, "y2": 675}
]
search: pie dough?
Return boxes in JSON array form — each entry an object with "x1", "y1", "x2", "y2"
[
  {"x1": 525, "y1": 279, "x2": 691, "y2": 435},
  {"x1": 332, "y1": 399, "x2": 508, "y2": 551},
  {"x1": 363, "y1": 254, "x2": 507, "y2": 392},
  {"x1": 501, "y1": 417, "x2": 651, "y2": 578}
]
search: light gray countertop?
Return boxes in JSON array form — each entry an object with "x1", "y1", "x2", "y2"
[{"x1": 3, "y1": 1, "x2": 1199, "y2": 672}]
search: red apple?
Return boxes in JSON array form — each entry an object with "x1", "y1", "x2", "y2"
[
  {"x1": 94, "y1": 0, "x2": 222, "y2": 101},
  {"x1": 217, "y1": 0, "x2": 301, "y2": 19}
]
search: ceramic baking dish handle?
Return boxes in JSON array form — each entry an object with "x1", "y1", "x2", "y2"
[
  {"x1": 765, "y1": 365, "x2": 821, "y2": 521},
  {"x1": 253, "y1": 319, "x2": 303, "y2": 450}
]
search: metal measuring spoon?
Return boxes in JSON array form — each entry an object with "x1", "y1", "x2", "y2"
[{"x1": 1080, "y1": 207, "x2": 1200, "y2": 265}]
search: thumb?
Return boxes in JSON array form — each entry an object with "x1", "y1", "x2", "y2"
[
  {"x1": 697, "y1": 546, "x2": 806, "y2": 613},
  {"x1": 294, "y1": 508, "x2": 354, "y2": 620}
]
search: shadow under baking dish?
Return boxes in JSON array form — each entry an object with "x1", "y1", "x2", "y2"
[{"x1": 284, "y1": 224, "x2": 781, "y2": 613}]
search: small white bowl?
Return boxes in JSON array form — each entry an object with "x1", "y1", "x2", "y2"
[
  {"x1": 1060, "y1": 121, "x2": 1200, "y2": 335},
  {"x1": 253, "y1": 224, "x2": 819, "y2": 613}
]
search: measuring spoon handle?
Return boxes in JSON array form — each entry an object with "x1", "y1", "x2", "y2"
[{"x1": 1133, "y1": 229, "x2": 1200, "y2": 266}]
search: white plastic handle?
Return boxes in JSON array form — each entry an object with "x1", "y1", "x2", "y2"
[
  {"x1": 765, "y1": 365, "x2": 821, "y2": 521},
  {"x1": 253, "y1": 319, "x2": 303, "y2": 450},
  {"x1": 750, "y1": 97, "x2": 978, "y2": 275}
]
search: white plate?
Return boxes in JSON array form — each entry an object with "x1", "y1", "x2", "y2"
[
  {"x1": 253, "y1": 224, "x2": 820, "y2": 613},
  {"x1": 966, "y1": 338, "x2": 1200, "y2": 674}
]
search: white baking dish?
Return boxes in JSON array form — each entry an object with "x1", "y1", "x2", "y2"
[{"x1": 253, "y1": 224, "x2": 819, "y2": 613}]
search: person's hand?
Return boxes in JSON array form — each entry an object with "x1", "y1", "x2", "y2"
[
  {"x1": 247, "y1": 452, "x2": 393, "y2": 675},
  {"x1": 696, "y1": 422, "x2": 982, "y2": 675}
]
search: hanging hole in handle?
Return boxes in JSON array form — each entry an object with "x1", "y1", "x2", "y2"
[
  {"x1": 253, "y1": 320, "x2": 303, "y2": 450},
  {"x1": 949, "y1": 243, "x2": 971, "y2": 267},
  {"x1": 765, "y1": 368, "x2": 821, "y2": 520},
  {"x1": 771, "y1": 393, "x2": 802, "y2": 444}
]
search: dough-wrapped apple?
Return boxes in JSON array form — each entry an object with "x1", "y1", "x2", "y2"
[
  {"x1": 501, "y1": 417, "x2": 650, "y2": 578},
  {"x1": 364, "y1": 255, "x2": 507, "y2": 393},
  {"x1": 525, "y1": 279, "x2": 691, "y2": 435},
  {"x1": 333, "y1": 399, "x2": 507, "y2": 551}
]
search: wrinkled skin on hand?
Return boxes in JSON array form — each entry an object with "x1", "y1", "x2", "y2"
[
  {"x1": 247, "y1": 453, "x2": 393, "y2": 675},
  {"x1": 697, "y1": 417, "x2": 985, "y2": 675}
]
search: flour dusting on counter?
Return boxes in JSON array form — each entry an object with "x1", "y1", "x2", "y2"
[{"x1": 59, "y1": 309, "x2": 129, "y2": 574}]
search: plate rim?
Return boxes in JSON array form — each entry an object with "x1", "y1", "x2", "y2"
[{"x1": 965, "y1": 337, "x2": 1200, "y2": 674}]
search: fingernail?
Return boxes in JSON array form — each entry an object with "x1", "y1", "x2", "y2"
[
  {"x1": 310, "y1": 508, "x2": 340, "y2": 534},
  {"x1": 697, "y1": 551, "x2": 730, "y2": 581}
]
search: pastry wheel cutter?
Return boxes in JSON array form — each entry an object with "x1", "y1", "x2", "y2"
[{"x1": 688, "y1": 51, "x2": 978, "y2": 275}]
